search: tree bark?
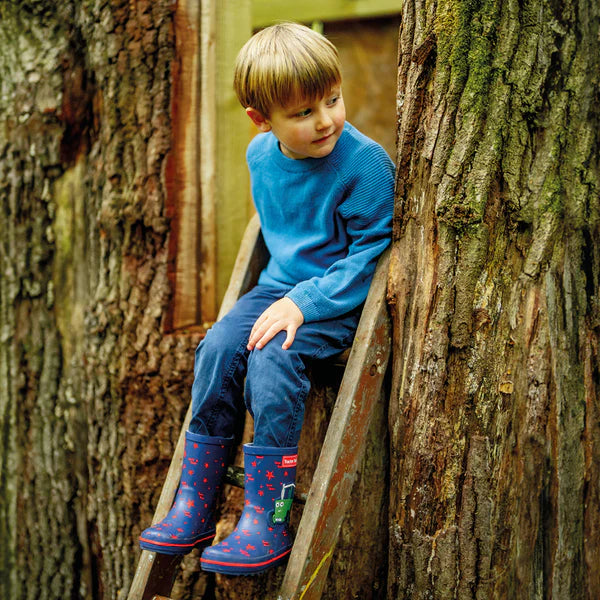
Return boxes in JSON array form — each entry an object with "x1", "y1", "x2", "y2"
[
  {"x1": 387, "y1": 0, "x2": 599, "y2": 598},
  {"x1": 0, "y1": 2, "x2": 192, "y2": 598},
  {"x1": 1, "y1": 5, "x2": 86, "y2": 598}
]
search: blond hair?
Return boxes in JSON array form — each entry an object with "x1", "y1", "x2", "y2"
[{"x1": 234, "y1": 22, "x2": 342, "y2": 116}]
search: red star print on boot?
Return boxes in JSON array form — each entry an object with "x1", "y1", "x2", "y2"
[
  {"x1": 139, "y1": 431, "x2": 234, "y2": 555},
  {"x1": 201, "y1": 443, "x2": 298, "y2": 575}
]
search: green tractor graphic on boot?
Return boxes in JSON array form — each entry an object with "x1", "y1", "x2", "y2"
[{"x1": 273, "y1": 483, "x2": 295, "y2": 524}]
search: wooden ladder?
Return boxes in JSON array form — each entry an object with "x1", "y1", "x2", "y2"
[{"x1": 127, "y1": 214, "x2": 391, "y2": 600}]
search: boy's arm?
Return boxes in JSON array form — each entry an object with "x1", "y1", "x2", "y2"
[
  {"x1": 285, "y1": 152, "x2": 395, "y2": 323},
  {"x1": 285, "y1": 216, "x2": 391, "y2": 323},
  {"x1": 245, "y1": 208, "x2": 392, "y2": 351},
  {"x1": 247, "y1": 141, "x2": 394, "y2": 348}
]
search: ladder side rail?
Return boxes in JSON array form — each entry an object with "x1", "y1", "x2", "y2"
[
  {"x1": 128, "y1": 214, "x2": 268, "y2": 600},
  {"x1": 278, "y1": 248, "x2": 392, "y2": 600}
]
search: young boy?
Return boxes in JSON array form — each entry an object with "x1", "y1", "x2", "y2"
[{"x1": 139, "y1": 22, "x2": 395, "y2": 575}]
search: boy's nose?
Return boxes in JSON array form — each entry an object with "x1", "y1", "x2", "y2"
[{"x1": 315, "y1": 109, "x2": 333, "y2": 130}]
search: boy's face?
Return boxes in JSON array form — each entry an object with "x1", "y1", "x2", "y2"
[{"x1": 247, "y1": 86, "x2": 346, "y2": 160}]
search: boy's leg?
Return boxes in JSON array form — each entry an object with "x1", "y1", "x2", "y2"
[
  {"x1": 140, "y1": 286, "x2": 284, "y2": 556},
  {"x1": 139, "y1": 432, "x2": 235, "y2": 554},
  {"x1": 244, "y1": 307, "x2": 361, "y2": 447},
  {"x1": 189, "y1": 286, "x2": 285, "y2": 438},
  {"x1": 200, "y1": 308, "x2": 361, "y2": 573}
]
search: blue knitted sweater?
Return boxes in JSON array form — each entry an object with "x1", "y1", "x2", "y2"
[{"x1": 247, "y1": 122, "x2": 395, "y2": 323}]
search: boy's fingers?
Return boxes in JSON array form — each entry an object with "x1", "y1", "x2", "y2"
[
  {"x1": 255, "y1": 322, "x2": 283, "y2": 349},
  {"x1": 249, "y1": 314, "x2": 267, "y2": 337},
  {"x1": 281, "y1": 327, "x2": 296, "y2": 350},
  {"x1": 248, "y1": 314, "x2": 272, "y2": 349},
  {"x1": 251, "y1": 322, "x2": 272, "y2": 348},
  {"x1": 247, "y1": 327, "x2": 261, "y2": 350},
  {"x1": 248, "y1": 329, "x2": 265, "y2": 350}
]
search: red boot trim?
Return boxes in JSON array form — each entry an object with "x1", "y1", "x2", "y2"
[
  {"x1": 201, "y1": 547, "x2": 291, "y2": 569},
  {"x1": 139, "y1": 532, "x2": 215, "y2": 549}
]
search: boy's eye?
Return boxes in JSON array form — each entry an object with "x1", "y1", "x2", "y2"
[
  {"x1": 295, "y1": 108, "x2": 311, "y2": 117},
  {"x1": 327, "y1": 95, "x2": 339, "y2": 105}
]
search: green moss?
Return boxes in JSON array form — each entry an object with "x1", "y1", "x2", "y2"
[
  {"x1": 435, "y1": 0, "x2": 501, "y2": 115},
  {"x1": 434, "y1": 0, "x2": 459, "y2": 63},
  {"x1": 437, "y1": 193, "x2": 484, "y2": 234},
  {"x1": 436, "y1": 0, "x2": 471, "y2": 97},
  {"x1": 433, "y1": 0, "x2": 506, "y2": 234},
  {"x1": 539, "y1": 169, "x2": 565, "y2": 217}
]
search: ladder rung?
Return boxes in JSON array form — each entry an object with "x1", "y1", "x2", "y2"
[{"x1": 224, "y1": 465, "x2": 307, "y2": 504}]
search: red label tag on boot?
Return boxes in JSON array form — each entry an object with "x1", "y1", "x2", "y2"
[{"x1": 281, "y1": 455, "x2": 297, "y2": 468}]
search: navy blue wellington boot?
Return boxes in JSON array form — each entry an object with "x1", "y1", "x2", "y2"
[
  {"x1": 201, "y1": 443, "x2": 298, "y2": 575},
  {"x1": 139, "y1": 431, "x2": 234, "y2": 555}
]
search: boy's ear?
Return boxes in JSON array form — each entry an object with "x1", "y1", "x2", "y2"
[{"x1": 246, "y1": 107, "x2": 272, "y2": 132}]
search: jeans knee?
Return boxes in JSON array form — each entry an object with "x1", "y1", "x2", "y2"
[
  {"x1": 198, "y1": 321, "x2": 235, "y2": 357},
  {"x1": 247, "y1": 333, "x2": 299, "y2": 372},
  {"x1": 194, "y1": 322, "x2": 249, "y2": 386}
]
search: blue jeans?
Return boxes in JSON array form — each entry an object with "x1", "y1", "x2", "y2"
[{"x1": 189, "y1": 285, "x2": 361, "y2": 447}]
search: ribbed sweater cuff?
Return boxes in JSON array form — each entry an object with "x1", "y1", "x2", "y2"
[{"x1": 285, "y1": 289, "x2": 321, "y2": 323}]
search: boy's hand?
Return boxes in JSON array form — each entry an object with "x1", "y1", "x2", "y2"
[{"x1": 247, "y1": 298, "x2": 304, "y2": 351}]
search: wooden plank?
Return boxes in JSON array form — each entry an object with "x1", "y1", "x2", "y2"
[
  {"x1": 253, "y1": 0, "x2": 402, "y2": 28},
  {"x1": 166, "y1": 0, "x2": 202, "y2": 330},
  {"x1": 215, "y1": 0, "x2": 253, "y2": 304},
  {"x1": 199, "y1": 0, "x2": 218, "y2": 323},
  {"x1": 128, "y1": 553, "x2": 182, "y2": 600},
  {"x1": 327, "y1": 19, "x2": 400, "y2": 159},
  {"x1": 278, "y1": 248, "x2": 392, "y2": 600}
]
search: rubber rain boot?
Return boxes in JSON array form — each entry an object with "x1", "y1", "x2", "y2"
[
  {"x1": 139, "y1": 431, "x2": 234, "y2": 555},
  {"x1": 201, "y1": 443, "x2": 298, "y2": 575}
]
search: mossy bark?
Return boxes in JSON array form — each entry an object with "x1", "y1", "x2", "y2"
[{"x1": 388, "y1": 0, "x2": 599, "y2": 597}]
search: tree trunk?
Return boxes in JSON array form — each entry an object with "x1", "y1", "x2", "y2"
[
  {"x1": 387, "y1": 0, "x2": 599, "y2": 598},
  {"x1": 0, "y1": 2, "x2": 193, "y2": 598}
]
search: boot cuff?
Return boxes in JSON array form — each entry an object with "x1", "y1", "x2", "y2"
[
  {"x1": 243, "y1": 443, "x2": 298, "y2": 456},
  {"x1": 186, "y1": 431, "x2": 235, "y2": 446}
]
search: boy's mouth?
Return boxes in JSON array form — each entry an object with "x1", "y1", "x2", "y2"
[{"x1": 314, "y1": 133, "x2": 333, "y2": 144}]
